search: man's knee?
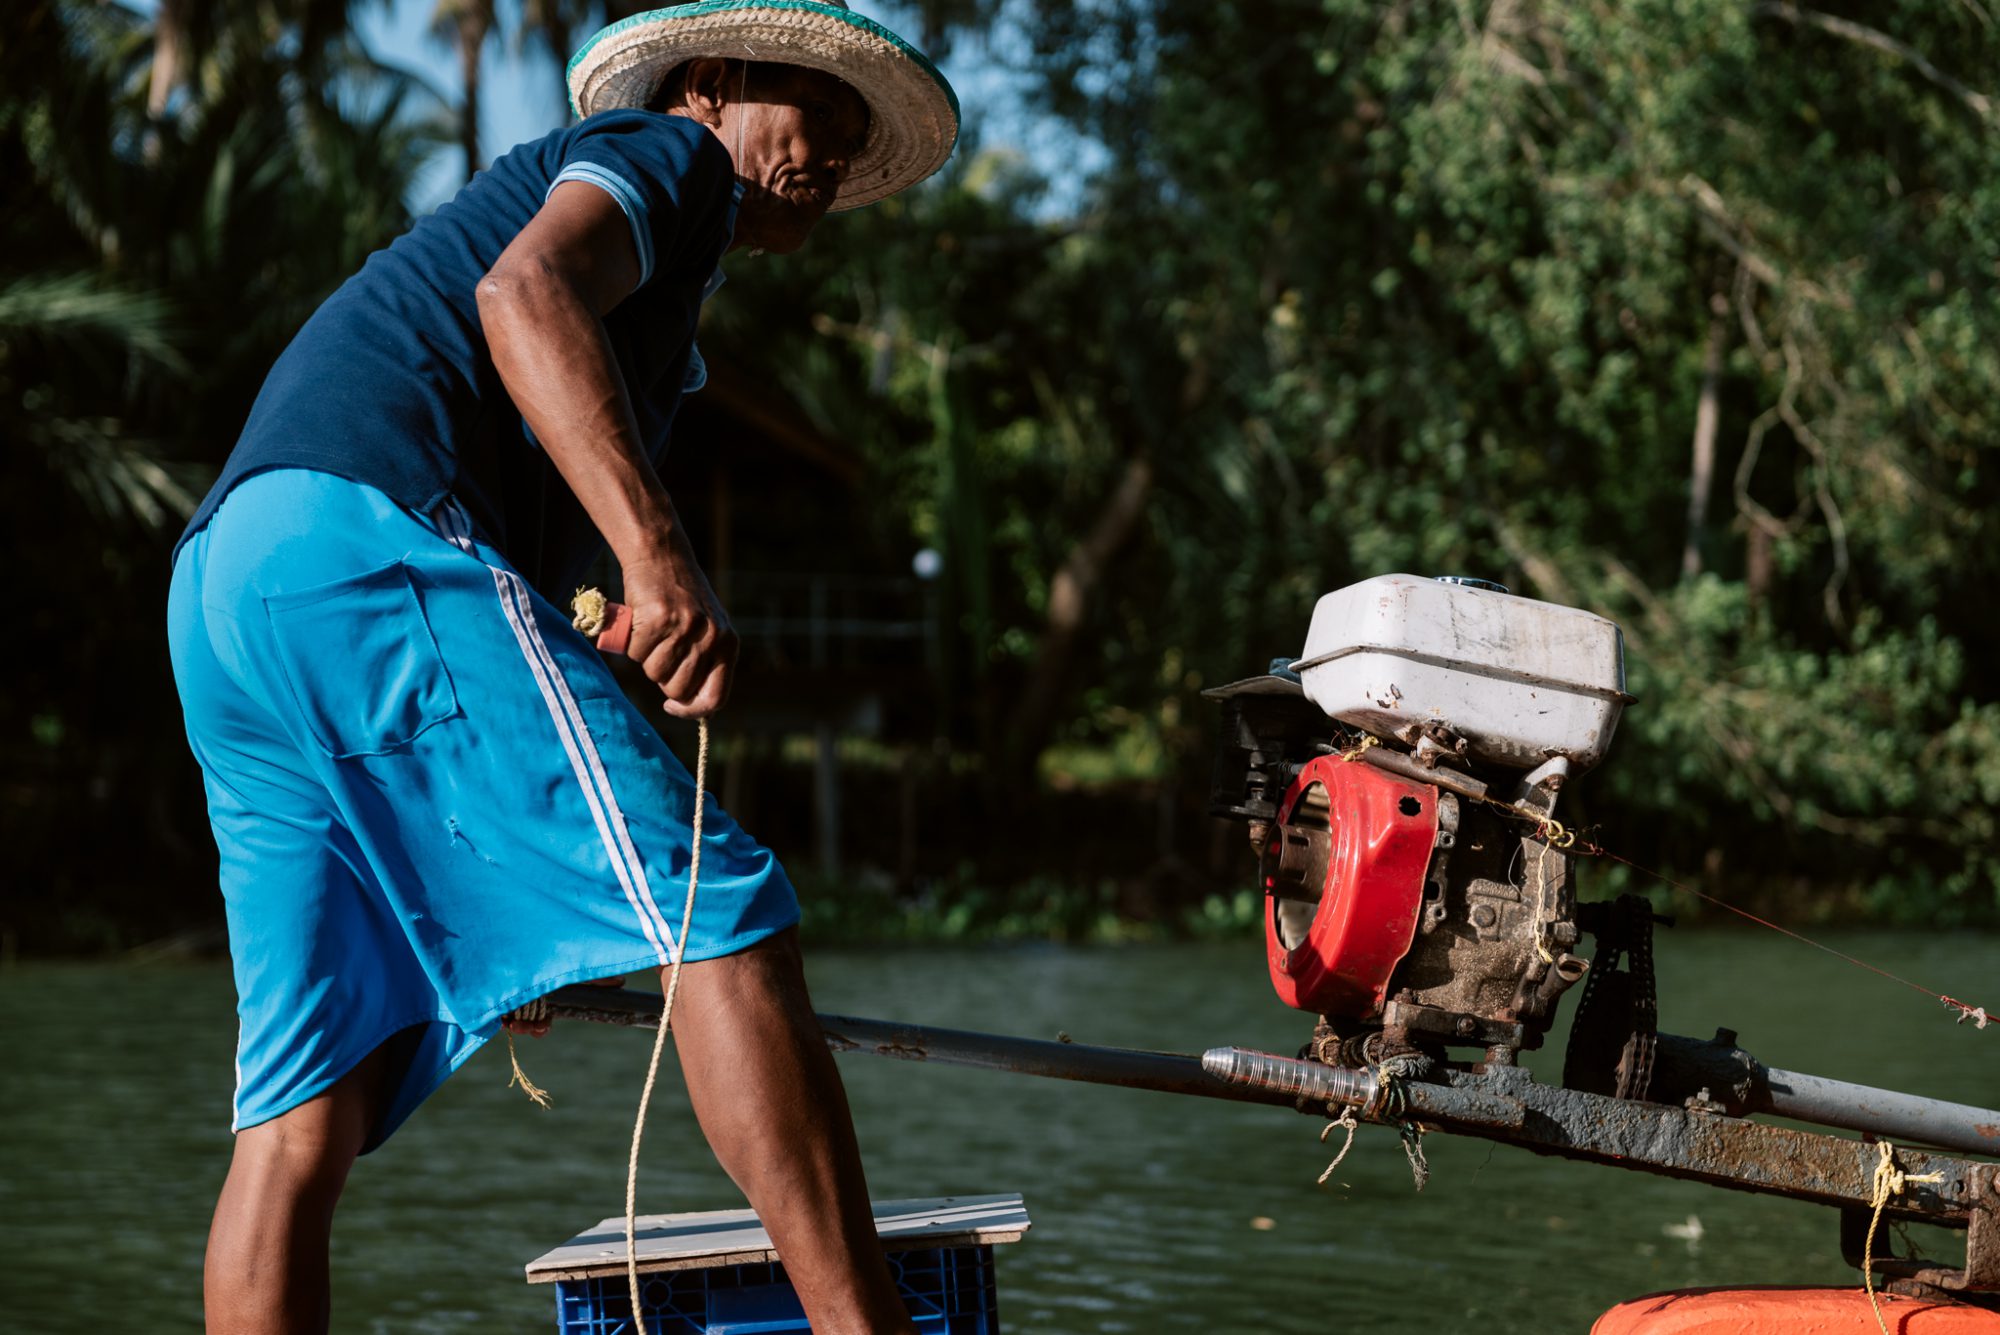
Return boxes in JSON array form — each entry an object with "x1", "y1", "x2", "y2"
[
  {"x1": 672, "y1": 927, "x2": 807, "y2": 996},
  {"x1": 229, "y1": 1113, "x2": 357, "y2": 1203},
  {"x1": 224, "y1": 1047, "x2": 391, "y2": 1207}
]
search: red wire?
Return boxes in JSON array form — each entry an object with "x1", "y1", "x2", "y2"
[{"x1": 1567, "y1": 839, "x2": 1990, "y2": 1031}]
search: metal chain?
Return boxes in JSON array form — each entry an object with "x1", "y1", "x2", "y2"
[{"x1": 1614, "y1": 895, "x2": 1658, "y2": 1102}]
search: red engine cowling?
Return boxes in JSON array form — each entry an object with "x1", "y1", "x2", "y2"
[{"x1": 1263, "y1": 755, "x2": 1439, "y2": 1017}]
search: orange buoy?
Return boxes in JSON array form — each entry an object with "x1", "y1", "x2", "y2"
[{"x1": 1591, "y1": 1287, "x2": 2000, "y2": 1333}]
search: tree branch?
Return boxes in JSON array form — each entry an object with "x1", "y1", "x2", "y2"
[
  {"x1": 1755, "y1": 2, "x2": 1994, "y2": 123},
  {"x1": 1683, "y1": 286, "x2": 1729, "y2": 579}
]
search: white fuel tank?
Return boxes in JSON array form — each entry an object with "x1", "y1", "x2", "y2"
[{"x1": 1292, "y1": 575, "x2": 1629, "y2": 771}]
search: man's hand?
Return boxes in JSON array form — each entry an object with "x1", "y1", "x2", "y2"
[
  {"x1": 620, "y1": 534, "x2": 739, "y2": 718},
  {"x1": 500, "y1": 974, "x2": 626, "y2": 1037}
]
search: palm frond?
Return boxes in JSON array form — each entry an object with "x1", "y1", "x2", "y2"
[
  {"x1": 0, "y1": 272, "x2": 185, "y2": 372},
  {"x1": 29, "y1": 415, "x2": 203, "y2": 532}
]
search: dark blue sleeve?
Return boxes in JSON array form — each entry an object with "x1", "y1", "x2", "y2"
[{"x1": 548, "y1": 111, "x2": 735, "y2": 290}]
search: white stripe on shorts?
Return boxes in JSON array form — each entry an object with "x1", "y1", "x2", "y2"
[{"x1": 434, "y1": 501, "x2": 680, "y2": 963}]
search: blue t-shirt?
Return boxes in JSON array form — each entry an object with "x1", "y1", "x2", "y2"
[{"x1": 177, "y1": 110, "x2": 738, "y2": 596}]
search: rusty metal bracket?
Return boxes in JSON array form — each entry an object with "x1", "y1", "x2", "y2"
[
  {"x1": 1389, "y1": 1064, "x2": 1987, "y2": 1231},
  {"x1": 1840, "y1": 1165, "x2": 1999, "y2": 1296}
]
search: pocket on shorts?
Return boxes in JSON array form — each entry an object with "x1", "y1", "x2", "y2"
[{"x1": 263, "y1": 560, "x2": 459, "y2": 759}]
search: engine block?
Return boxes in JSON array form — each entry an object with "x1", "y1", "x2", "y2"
[{"x1": 1208, "y1": 575, "x2": 1622, "y2": 1060}]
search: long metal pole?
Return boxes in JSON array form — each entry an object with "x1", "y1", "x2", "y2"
[
  {"x1": 545, "y1": 986, "x2": 2000, "y2": 1158},
  {"x1": 545, "y1": 985, "x2": 1995, "y2": 1282},
  {"x1": 1649, "y1": 1032, "x2": 2000, "y2": 1159},
  {"x1": 545, "y1": 984, "x2": 1308, "y2": 1107},
  {"x1": 1756, "y1": 1066, "x2": 2000, "y2": 1158}
]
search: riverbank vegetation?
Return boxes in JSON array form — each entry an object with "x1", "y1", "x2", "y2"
[{"x1": 7, "y1": 0, "x2": 1997, "y2": 954}]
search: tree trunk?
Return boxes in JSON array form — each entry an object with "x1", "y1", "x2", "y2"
[
  {"x1": 147, "y1": 0, "x2": 186, "y2": 120},
  {"x1": 1682, "y1": 289, "x2": 1729, "y2": 579},
  {"x1": 145, "y1": 0, "x2": 186, "y2": 163},
  {"x1": 1002, "y1": 454, "x2": 1155, "y2": 782},
  {"x1": 1745, "y1": 523, "x2": 1773, "y2": 613},
  {"x1": 455, "y1": 12, "x2": 489, "y2": 180}
]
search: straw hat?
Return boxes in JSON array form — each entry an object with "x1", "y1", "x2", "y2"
[{"x1": 566, "y1": 0, "x2": 960, "y2": 211}]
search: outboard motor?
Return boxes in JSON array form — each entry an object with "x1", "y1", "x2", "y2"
[{"x1": 1207, "y1": 575, "x2": 1633, "y2": 1064}]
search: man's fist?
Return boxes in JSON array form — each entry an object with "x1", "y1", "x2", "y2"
[{"x1": 618, "y1": 543, "x2": 738, "y2": 718}]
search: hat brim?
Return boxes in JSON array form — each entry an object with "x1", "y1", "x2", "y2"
[{"x1": 567, "y1": 1, "x2": 960, "y2": 211}]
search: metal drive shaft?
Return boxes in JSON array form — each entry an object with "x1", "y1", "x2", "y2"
[
  {"x1": 547, "y1": 986, "x2": 1999, "y2": 1158},
  {"x1": 545, "y1": 984, "x2": 1288, "y2": 1107},
  {"x1": 1758, "y1": 1065, "x2": 1998, "y2": 1158},
  {"x1": 1198, "y1": 1046, "x2": 1378, "y2": 1107}
]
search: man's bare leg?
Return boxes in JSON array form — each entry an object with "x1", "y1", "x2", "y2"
[
  {"x1": 204, "y1": 1045, "x2": 389, "y2": 1334},
  {"x1": 670, "y1": 928, "x2": 916, "y2": 1335}
]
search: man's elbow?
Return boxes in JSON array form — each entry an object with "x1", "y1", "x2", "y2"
[
  {"x1": 477, "y1": 257, "x2": 574, "y2": 327},
  {"x1": 476, "y1": 265, "x2": 531, "y2": 327}
]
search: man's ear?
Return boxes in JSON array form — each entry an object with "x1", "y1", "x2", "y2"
[{"x1": 681, "y1": 57, "x2": 734, "y2": 129}]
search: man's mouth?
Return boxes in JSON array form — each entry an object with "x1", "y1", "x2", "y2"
[{"x1": 775, "y1": 169, "x2": 833, "y2": 208}]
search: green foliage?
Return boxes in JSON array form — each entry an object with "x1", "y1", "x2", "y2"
[
  {"x1": 2, "y1": 0, "x2": 446, "y2": 948},
  {"x1": 726, "y1": 0, "x2": 2000, "y2": 917},
  {"x1": 10, "y1": 0, "x2": 1999, "y2": 950},
  {"x1": 793, "y1": 871, "x2": 1262, "y2": 945}
]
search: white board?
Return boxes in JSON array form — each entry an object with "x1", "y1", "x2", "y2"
[{"x1": 524, "y1": 1193, "x2": 1031, "y2": 1284}]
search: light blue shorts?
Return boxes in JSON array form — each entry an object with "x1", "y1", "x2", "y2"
[{"x1": 166, "y1": 468, "x2": 799, "y2": 1148}]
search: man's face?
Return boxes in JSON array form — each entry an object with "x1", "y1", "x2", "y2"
[{"x1": 728, "y1": 64, "x2": 871, "y2": 253}]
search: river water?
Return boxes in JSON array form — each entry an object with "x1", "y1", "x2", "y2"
[{"x1": 2, "y1": 930, "x2": 1994, "y2": 1332}]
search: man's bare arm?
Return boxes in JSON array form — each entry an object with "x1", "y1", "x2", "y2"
[{"x1": 477, "y1": 181, "x2": 736, "y2": 717}]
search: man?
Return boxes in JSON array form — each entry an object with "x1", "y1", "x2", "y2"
[{"x1": 164, "y1": 3, "x2": 959, "y2": 1330}]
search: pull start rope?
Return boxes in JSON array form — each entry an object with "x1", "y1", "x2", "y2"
[
  {"x1": 1573, "y1": 838, "x2": 1989, "y2": 1031},
  {"x1": 625, "y1": 716, "x2": 708, "y2": 1329},
  {"x1": 1345, "y1": 729, "x2": 1983, "y2": 1027},
  {"x1": 509, "y1": 589, "x2": 712, "y2": 1327},
  {"x1": 1462, "y1": 788, "x2": 1989, "y2": 1032}
]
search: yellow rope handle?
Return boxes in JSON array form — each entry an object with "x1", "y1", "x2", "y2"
[
  {"x1": 570, "y1": 586, "x2": 613, "y2": 638},
  {"x1": 1861, "y1": 1139, "x2": 1945, "y2": 1335},
  {"x1": 626, "y1": 716, "x2": 708, "y2": 1329}
]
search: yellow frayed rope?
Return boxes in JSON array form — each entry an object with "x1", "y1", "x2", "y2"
[
  {"x1": 505, "y1": 998, "x2": 554, "y2": 1108},
  {"x1": 1316, "y1": 1105, "x2": 1360, "y2": 1186},
  {"x1": 1861, "y1": 1139, "x2": 1943, "y2": 1335}
]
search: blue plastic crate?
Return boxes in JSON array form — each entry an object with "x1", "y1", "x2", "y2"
[{"x1": 553, "y1": 1243, "x2": 1000, "y2": 1334}]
